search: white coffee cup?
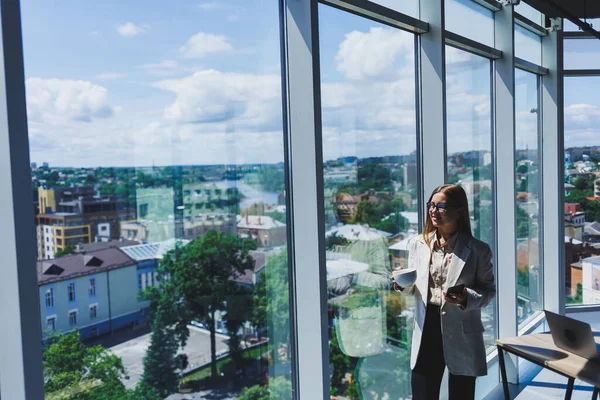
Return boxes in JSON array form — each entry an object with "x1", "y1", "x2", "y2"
[{"x1": 392, "y1": 268, "x2": 417, "y2": 288}]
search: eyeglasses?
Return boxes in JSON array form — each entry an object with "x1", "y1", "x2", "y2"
[{"x1": 427, "y1": 202, "x2": 450, "y2": 213}]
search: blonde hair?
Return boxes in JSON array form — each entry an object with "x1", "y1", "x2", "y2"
[{"x1": 422, "y1": 184, "x2": 472, "y2": 248}]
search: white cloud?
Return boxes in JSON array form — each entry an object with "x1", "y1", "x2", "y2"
[
  {"x1": 180, "y1": 32, "x2": 233, "y2": 59},
  {"x1": 566, "y1": 104, "x2": 600, "y2": 126},
  {"x1": 26, "y1": 77, "x2": 117, "y2": 124},
  {"x1": 564, "y1": 103, "x2": 600, "y2": 147},
  {"x1": 117, "y1": 22, "x2": 148, "y2": 37},
  {"x1": 316, "y1": 26, "x2": 419, "y2": 161},
  {"x1": 153, "y1": 69, "x2": 282, "y2": 131},
  {"x1": 335, "y1": 27, "x2": 413, "y2": 80},
  {"x1": 96, "y1": 72, "x2": 127, "y2": 80},
  {"x1": 142, "y1": 60, "x2": 181, "y2": 76}
]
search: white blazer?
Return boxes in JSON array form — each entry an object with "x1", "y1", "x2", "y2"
[{"x1": 399, "y1": 232, "x2": 496, "y2": 376}]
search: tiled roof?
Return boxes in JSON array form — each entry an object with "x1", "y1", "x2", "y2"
[{"x1": 37, "y1": 248, "x2": 135, "y2": 285}]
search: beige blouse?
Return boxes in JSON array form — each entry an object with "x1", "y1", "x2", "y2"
[{"x1": 427, "y1": 231, "x2": 458, "y2": 306}]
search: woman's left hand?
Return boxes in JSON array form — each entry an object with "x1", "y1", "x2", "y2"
[{"x1": 444, "y1": 290, "x2": 467, "y2": 306}]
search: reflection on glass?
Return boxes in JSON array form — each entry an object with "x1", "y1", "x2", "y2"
[
  {"x1": 565, "y1": 38, "x2": 600, "y2": 70},
  {"x1": 564, "y1": 77, "x2": 600, "y2": 307},
  {"x1": 445, "y1": 46, "x2": 496, "y2": 349},
  {"x1": 515, "y1": 2, "x2": 542, "y2": 25},
  {"x1": 515, "y1": 69, "x2": 542, "y2": 326},
  {"x1": 371, "y1": 0, "x2": 419, "y2": 18},
  {"x1": 564, "y1": 18, "x2": 600, "y2": 32},
  {"x1": 23, "y1": 1, "x2": 292, "y2": 398},
  {"x1": 319, "y1": 4, "x2": 418, "y2": 398},
  {"x1": 515, "y1": 24, "x2": 542, "y2": 66},
  {"x1": 445, "y1": 0, "x2": 494, "y2": 48}
]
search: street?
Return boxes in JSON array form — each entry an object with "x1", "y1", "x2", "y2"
[{"x1": 109, "y1": 326, "x2": 229, "y2": 389}]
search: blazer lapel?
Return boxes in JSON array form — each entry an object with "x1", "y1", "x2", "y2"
[
  {"x1": 442, "y1": 232, "x2": 471, "y2": 307},
  {"x1": 416, "y1": 236, "x2": 430, "y2": 305}
]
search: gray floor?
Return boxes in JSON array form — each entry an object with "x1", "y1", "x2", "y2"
[{"x1": 486, "y1": 365, "x2": 597, "y2": 400}]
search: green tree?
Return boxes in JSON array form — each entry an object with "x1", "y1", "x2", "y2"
[
  {"x1": 566, "y1": 283, "x2": 583, "y2": 305},
  {"x1": 574, "y1": 175, "x2": 591, "y2": 191},
  {"x1": 55, "y1": 245, "x2": 77, "y2": 258},
  {"x1": 145, "y1": 231, "x2": 256, "y2": 380},
  {"x1": 239, "y1": 384, "x2": 269, "y2": 400},
  {"x1": 140, "y1": 319, "x2": 184, "y2": 397},
  {"x1": 357, "y1": 164, "x2": 393, "y2": 193},
  {"x1": 253, "y1": 166, "x2": 285, "y2": 193},
  {"x1": 44, "y1": 331, "x2": 88, "y2": 391},
  {"x1": 42, "y1": 331, "x2": 162, "y2": 399}
]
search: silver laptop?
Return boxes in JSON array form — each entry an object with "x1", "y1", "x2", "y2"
[{"x1": 545, "y1": 310, "x2": 600, "y2": 360}]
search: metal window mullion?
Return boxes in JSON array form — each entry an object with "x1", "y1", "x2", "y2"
[
  {"x1": 541, "y1": 28, "x2": 564, "y2": 315},
  {"x1": 515, "y1": 57, "x2": 549, "y2": 76},
  {"x1": 0, "y1": 1, "x2": 45, "y2": 399},
  {"x1": 444, "y1": 30, "x2": 503, "y2": 60},
  {"x1": 563, "y1": 69, "x2": 600, "y2": 77},
  {"x1": 471, "y1": 0, "x2": 502, "y2": 12},
  {"x1": 494, "y1": 1, "x2": 518, "y2": 383},
  {"x1": 281, "y1": 0, "x2": 329, "y2": 399},
  {"x1": 419, "y1": 0, "x2": 446, "y2": 201}
]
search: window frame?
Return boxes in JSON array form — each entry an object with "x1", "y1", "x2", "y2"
[
  {"x1": 68, "y1": 310, "x2": 78, "y2": 327},
  {"x1": 67, "y1": 282, "x2": 76, "y2": 303},
  {"x1": 89, "y1": 304, "x2": 98, "y2": 320},
  {"x1": 88, "y1": 278, "x2": 96, "y2": 297},
  {"x1": 45, "y1": 288, "x2": 54, "y2": 308}
]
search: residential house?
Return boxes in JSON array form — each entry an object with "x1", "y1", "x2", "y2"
[
  {"x1": 238, "y1": 215, "x2": 287, "y2": 248},
  {"x1": 565, "y1": 203, "x2": 585, "y2": 242},
  {"x1": 38, "y1": 247, "x2": 154, "y2": 341}
]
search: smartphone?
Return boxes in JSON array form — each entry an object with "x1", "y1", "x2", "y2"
[{"x1": 446, "y1": 284, "x2": 465, "y2": 295}]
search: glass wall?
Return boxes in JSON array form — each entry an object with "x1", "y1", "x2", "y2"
[
  {"x1": 565, "y1": 38, "x2": 600, "y2": 70},
  {"x1": 22, "y1": 0, "x2": 292, "y2": 398},
  {"x1": 318, "y1": 4, "x2": 418, "y2": 398},
  {"x1": 445, "y1": 46, "x2": 496, "y2": 348},
  {"x1": 564, "y1": 75, "x2": 600, "y2": 306},
  {"x1": 0, "y1": 0, "x2": 571, "y2": 398},
  {"x1": 515, "y1": 69, "x2": 542, "y2": 326},
  {"x1": 445, "y1": 0, "x2": 494, "y2": 47},
  {"x1": 515, "y1": 2, "x2": 542, "y2": 25},
  {"x1": 515, "y1": 24, "x2": 542, "y2": 65},
  {"x1": 371, "y1": 0, "x2": 419, "y2": 18}
]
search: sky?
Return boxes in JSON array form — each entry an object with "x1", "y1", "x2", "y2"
[{"x1": 19, "y1": 0, "x2": 600, "y2": 168}]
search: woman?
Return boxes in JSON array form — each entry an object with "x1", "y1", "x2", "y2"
[{"x1": 391, "y1": 184, "x2": 496, "y2": 400}]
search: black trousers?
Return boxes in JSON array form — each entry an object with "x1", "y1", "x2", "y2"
[{"x1": 411, "y1": 304, "x2": 476, "y2": 400}]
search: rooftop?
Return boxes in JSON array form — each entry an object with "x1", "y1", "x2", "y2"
[
  {"x1": 78, "y1": 239, "x2": 140, "y2": 252},
  {"x1": 120, "y1": 239, "x2": 190, "y2": 261},
  {"x1": 37, "y1": 248, "x2": 135, "y2": 285},
  {"x1": 237, "y1": 215, "x2": 286, "y2": 230}
]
